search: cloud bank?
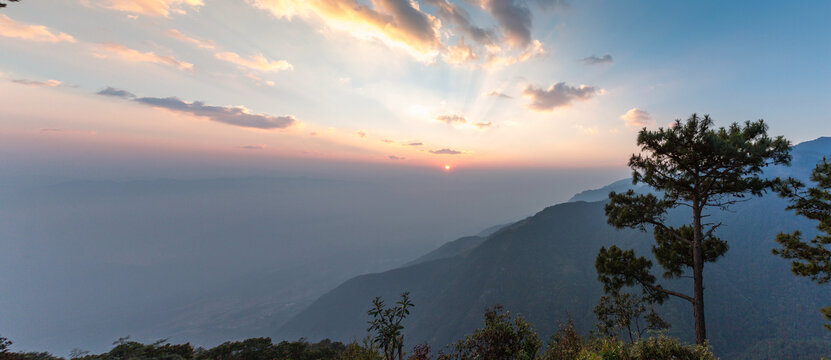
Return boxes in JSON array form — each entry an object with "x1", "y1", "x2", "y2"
[
  {"x1": 95, "y1": 42, "x2": 194, "y2": 71},
  {"x1": 522, "y1": 82, "x2": 600, "y2": 111},
  {"x1": 0, "y1": 15, "x2": 76, "y2": 43},
  {"x1": 97, "y1": 87, "x2": 297, "y2": 129},
  {"x1": 582, "y1": 54, "x2": 613, "y2": 65}
]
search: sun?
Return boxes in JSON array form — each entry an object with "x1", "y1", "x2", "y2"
[{"x1": 444, "y1": 165, "x2": 451, "y2": 171}]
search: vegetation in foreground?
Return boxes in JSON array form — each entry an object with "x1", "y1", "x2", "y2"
[{"x1": 0, "y1": 304, "x2": 718, "y2": 360}]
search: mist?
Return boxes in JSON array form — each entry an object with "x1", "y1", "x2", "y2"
[{"x1": 0, "y1": 156, "x2": 626, "y2": 356}]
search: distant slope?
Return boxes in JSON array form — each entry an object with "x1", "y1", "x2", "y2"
[
  {"x1": 404, "y1": 223, "x2": 511, "y2": 267},
  {"x1": 403, "y1": 236, "x2": 485, "y2": 267},
  {"x1": 277, "y1": 137, "x2": 831, "y2": 359}
]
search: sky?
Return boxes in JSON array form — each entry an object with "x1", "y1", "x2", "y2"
[
  {"x1": 1, "y1": 0, "x2": 829, "y2": 174},
  {"x1": 1, "y1": 0, "x2": 831, "y2": 355}
]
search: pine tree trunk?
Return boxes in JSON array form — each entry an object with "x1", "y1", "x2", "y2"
[{"x1": 692, "y1": 201, "x2": 707, "y2": 345}]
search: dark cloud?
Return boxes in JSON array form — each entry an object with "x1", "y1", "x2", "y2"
[
  {"x1": 487, "y1": 91, "x2": 513, "y2": 99},
  {"x1": 522, "y1": 82, "x2": 600, "y2": 111},
  {"x1": 582, "y1": 54, "x2": 613, "y2": 65},
  {"x1": 388, "y1": 155, "x2": 406, "y2": 160},
  {"x1": 377, "y1": 0, "x2": 441, "y2": 47},
  {"x1": 424, "y1": 0, "x2": 495, "y2": 44},
  {"x1": 407, "y1": 142, "x2": 423, "y2": 146},
  {"x1": 429, "y1": 148, "x2": 462, "y2": 155},
  {"x1": 436, "y1": 114, "x2": 467, "y2": 125},
  {"x1": 483, "y1": 0, "x2": 532, "y2": 48},
  {"x1": 97, "y1": 87, "x2": 136, "y2": 98},
  {"x1": 97, "y1": 87, "x2": 297, "y2": 129},
  {"x1": 238, "y1": 145, "x2": 265, "y2": 150}
]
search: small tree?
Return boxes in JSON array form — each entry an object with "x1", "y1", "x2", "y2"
[
  {"x1": 368, "y1": 292, "x2": 414, "y2": 360},
  {"x1": 593, "y1": 292, "x2": 669, "y2": 342},
  {"x1": 773, "y1": 157, "x2": 831, "y2": 330},
  {"x1": 598, "y1": 114, "x2": 791, "y2": 344},
  {"x1": 438, "y1": 305, "x2": 541, "y2": 360}
]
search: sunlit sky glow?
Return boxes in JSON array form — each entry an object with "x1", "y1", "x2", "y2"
[{"x1": 1, "y1": 0, "x2": 829, "y2": 172}]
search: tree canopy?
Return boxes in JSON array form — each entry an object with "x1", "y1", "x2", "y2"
[
  {"x1": 597, "y1": 114, "x2": 791, "y2": 344},
  {"x1": 773, "y1": 157, "x2": 831, "y2": 329}
]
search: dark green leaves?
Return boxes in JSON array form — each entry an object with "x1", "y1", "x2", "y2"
[
  {"x1": 653, "y1": 225, "x2": 728, "y2": 279},
  {"x1": 773, "y1": 158, "x2": 831, "y2": 329}
]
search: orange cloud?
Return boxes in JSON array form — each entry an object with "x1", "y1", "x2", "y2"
[
  {"x1": 247, "y1": 0, "x2": 442, "y2": 61},
  {"x1": 166, "y1": 29, "x2": 215, "y2": 49},
  {"x1": 620, "y1": 108, "x2": 651, "y2": 127},
  {"x1": 0, "y1": 15, "x2": 76, "y2": 43},
  {"x1": 215, "y1": 52, "x2": 293, "y2": 72},
  {"x1": 95, "y1": 42, "x2": 194, "y2": 71},
  {"x1": 96, "y1": 0, "x2": 203, "y2": 17}
]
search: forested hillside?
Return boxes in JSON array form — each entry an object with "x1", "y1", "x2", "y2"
[{"x1": 277, "y1": 138, "x2": 831, "y2": 359}]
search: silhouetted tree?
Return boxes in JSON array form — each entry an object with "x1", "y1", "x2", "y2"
[
  {"x1": 597, "y1": 114, "x2": 791, "y2": 344},
  {"x1": 368, "y1": 292, "x2": 414, "y2": 360},
  {"x1": 773, "y1": 157, "x2": 831, "y2": 330}
]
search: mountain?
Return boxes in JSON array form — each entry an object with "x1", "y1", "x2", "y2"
[{"x1": 276, "y1": 137, "x2": 831, "y2": 359}]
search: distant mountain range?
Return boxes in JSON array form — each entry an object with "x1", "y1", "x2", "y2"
[{"x1": 276, "y1": 137, "x2": 831, "y2": 359}]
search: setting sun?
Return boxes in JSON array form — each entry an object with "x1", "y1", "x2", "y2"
[{"x1": 444, "y1": 165, "x2": 451, "y2": 171}]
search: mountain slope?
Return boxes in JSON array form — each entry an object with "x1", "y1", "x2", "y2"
[{"x1": 277, "y1": 138, "x2": 831, "y2": 358}]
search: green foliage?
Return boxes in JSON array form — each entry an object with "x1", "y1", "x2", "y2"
[
  {"x1": 75, "y1": 337, "x2": 194, "y2": 360},
  {"x1": 593, "y1": 292, "x2": 669, "y2": 343},
  {"x1": 341, "y1": 337, "x2": 383, "y2": 360},
  {"x1": 599, "y1": 114, "x2": 791, "y2": 344},
  {"x1": 542, "y1": 318, "x2": 583, "y2": 360},
  {"x1": 773, "y1": 157, "x2": 831, "y2": 330},
  {"x1": 627, "y1": 336, "x2": 717, "y2": 360},
  {"x1": 439, "y1": 305, "x2": 541, "y2": 360},
  {"x1": 368, "y1": 292, "x2": 414, "y2": 360}
]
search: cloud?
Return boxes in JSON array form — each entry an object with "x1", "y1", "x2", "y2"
[
  {"x1": 97, "y1": 87, "x2": 297, "y2": 129},
  {"x1": 436, "y1": 114, "x2": 467, "y2": 125},
  {"x1": 95, "y1": 42, "x2": 193, "y2": 71},
  {"x1": 95, "y1": 0, "x2": 203, "y2": 17},
  {"x1": 355, "y1": 130, "x2": 367, "y2": 138},
  {"x1": 380, "y1": 139, "x2": 394, "y2": 143},
  {"x1": 388, "y1": 155, "x2": 405, "y2": 160},
  {"x1": 522, "y1": 82, "x2": 600, "y2": 111},
  {"x1": 487, "y1": 90, "x2": 512, "y2": 99},
  {"x1": 12, "y1": 79, "x2": 62, "y2": 87},
  {"x1": 484, "y1": 39, "x2": 546, "y2": 68},
  {"x1": 0, "y1": 15, "x2": 76, "y2": 43},
  {"x1": 215, "y1": 51, "x2": 293, "y2": 72},
  {"x1": 473, "y1": 122, "x2": 493, "y2": 129},
  {"x1": 407, "y1": 142, "x2": 423, "y2": 146},
  {"x1": 481, "y1": 0, "x2": 532, "y2": 48},
  {"x1": 429, "y1": 148, "x2": 463, "y2": 155},
  {"x1": 238, "y1": 145, "x2": 266, "y2": 150},
  {"x1": 423, "y1": 0, "x2": 495, "y2": 45},
  {"x1": 444, "y1": 37, "x2": 476, "y2": 64},
  {"x1": 166, "y1": 29, "x2": 215, "y2": 49},
  {"x1": 620, "y1": 108, "x2": 651, "y2": 127},
  {"x1": 97, "y1": 86, "x2": 137, "y2": 98},
  {"x1": 582, "y1": 54, "x2": 613, "y2": 65},
  {"x1": 248, "y1": 0, "x2": 441, "y2": 61}
]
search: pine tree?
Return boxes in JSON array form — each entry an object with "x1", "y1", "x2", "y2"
[
  {"x1": 773, "y1": 157, "x2": 831, "y2": 329},
  {"x1": 596, "y1": 114, "x2": 791, "y2": 344}
]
